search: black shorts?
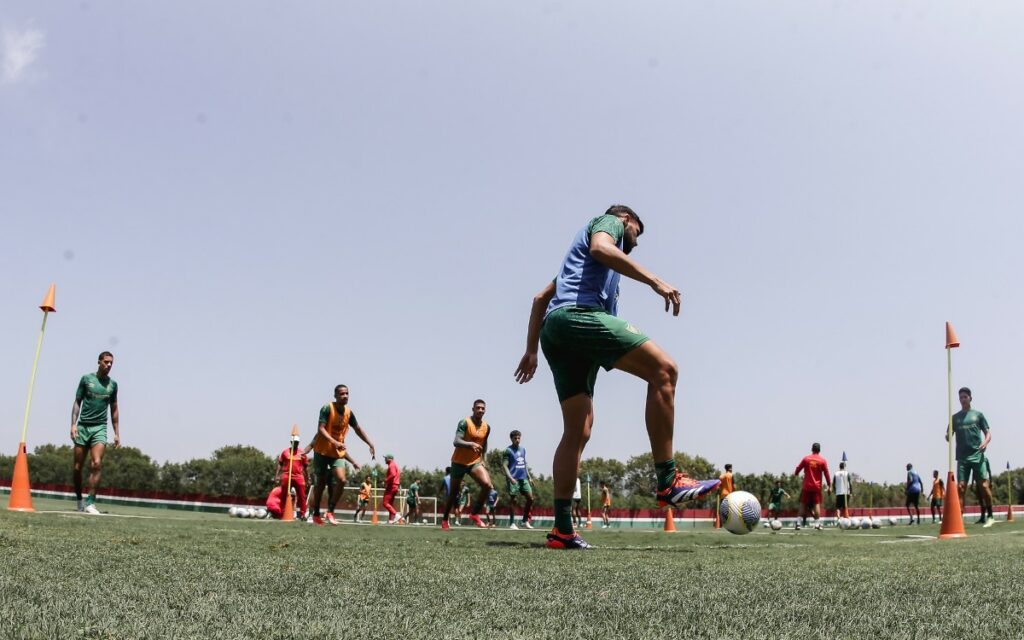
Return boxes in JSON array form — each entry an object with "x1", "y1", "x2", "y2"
[
  {"x1": 906, "y1": 492, "x2": 921, "y2": 507},
  {"x1": 835, "y1": 495, "x2": 848, "y2": 509}
]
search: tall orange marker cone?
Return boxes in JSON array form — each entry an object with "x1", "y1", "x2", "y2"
[
  {"x1": 664, "y1": 506, "x2": 677, "y2": 532},
  {"x1": 8, "y1": 284, "x2": 57, "y2": 513},
  {"x1": 281, "y1": 425, "x2": 299, "y2": 522},
  {"x1": 940, "y1": 322, "x2": 966, "y2": 539}
]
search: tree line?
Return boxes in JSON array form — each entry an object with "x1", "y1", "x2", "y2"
[{"x1": 2, "y1": 444, "x2": 1020, "y2": 509}]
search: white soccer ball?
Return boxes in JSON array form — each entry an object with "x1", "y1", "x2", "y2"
[
  {"x1": 813, "y1": 521, "x2": 823, "y2": 530},
  {"x1": 850, "y1": 517, "x2": 861, "y2": 529},
  {"x1": 838, "y1": 518, "x2": 851, "y2": 530},
  {"x1": 719, "y1": 491, "x2": 762, "y2": 535},
  {"x1": 770, "y1": 519, "x2": 783, "y2": 531},
  {"x1": 228, "y1": 506, "x2": 239, "y2": 517},
  {"x1": 242, "y1": 507, "x2": 253, "y2": 519},
  {"x1": 255, "y1": 508, "x2": 268, "y2": 519},
  {"x1": 860, "y1": 518, "x2": 871, "y2": 529},
  {"x1": 888, "y1": 516, "x2": 898, "y2": 526},
  {"x1": 762, "y1": 520, "x2": 770, "y2": 528},
  {"x1": 871, "y1": 518, "x2": 882, "y2": 529}
]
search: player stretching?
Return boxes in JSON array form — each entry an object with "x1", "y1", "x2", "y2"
[
  {"x1": 309, "y1": 385, "x2": 376, "y2": 526},
  {"x1": 947, "y1": 387, "x2": 993, "y2": 527},
  {"x1": 928, "y1": 470, "x2": 944, "y2": 523},
  {"x1": 440, "y1": 399, "x2": 494, "y2": 530},
  {"x1": 794, "y1": 443, "x2": 831, "y2": 530},
  {"x1": 70, "y1": 352, "x2": 120, "y2": 514},
  {"x1": 353, "y1": 476, "x2": 372, "y2": 523},
  {"x1": 515, "y1": 205, "x2": 720, "y2": 549},
  {"x1": 503, "y1": 430, "x2": 535, "y2": 530}
]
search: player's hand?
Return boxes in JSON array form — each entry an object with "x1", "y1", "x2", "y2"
[
  {"x1": 70, "y1": 425, "x2": 78, "y2": 442},
  {"x1": 471, "y1": 443, "x2": 482, "y2": 454},
  {"x1": 514, "y1": 352, "x2": 538, "y2": 384},
  {"x1": 113, "y1": 434, "x2": 121, "y2": 448},
  {"x1": 650, "y1": 278, "x2": 681, "y2": 316},
  {"x1": 369, "y1": 446, "x2": 376, "y2": 459}
]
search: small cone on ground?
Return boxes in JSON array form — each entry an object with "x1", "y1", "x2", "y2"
[
  {"x1": 584, "y1": 512, "x2": 593, "y2": 530},
  {"x1": 663, "y1": 506, "x2": 677, "y2": 532},
  {"x1": 371, "y1": 510, "x2": 379, "y2": 525},
  {"x1": 945, "y1": 322, "x2": 960, "y2": 349},
  {"x1": 39, "y1": 283, "x2": 56, "y2": 313},
  {"x1": 939, "y1": 471, "x2": 967, "y2": 539},
  {"x1": 7, "y1": 443, "x2": 35, "y2": 512}
]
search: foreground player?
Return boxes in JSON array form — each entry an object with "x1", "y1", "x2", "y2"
[
  {"x1": 947, "y1": 387, "x2": 993, "y2": 527},
  {"x1": 515, "y1": 205, "x2": 720, "y2": 549},
  {"x1": 794, "y1": 443, "x2": 831, "y2": 530},
  {"x1": 503, "y1": 430, "x2": 535, "y2": 529},
  {"x1": 309, "y1": 385, "x2": 377, "y2": 526},
  {"x1": 440, "y1": 399, "x2": 494, "y2": 530},
  {"x1": 70, "y1": 351, "x2": 120, "y2": 514}
]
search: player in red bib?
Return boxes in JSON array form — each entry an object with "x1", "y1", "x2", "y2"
[
  {"x1": 276, "y1": 434, "x2": 310, "y2": 520},
  {"x1": 793, "y1": 442, "x2": 831, "y2": 530}
]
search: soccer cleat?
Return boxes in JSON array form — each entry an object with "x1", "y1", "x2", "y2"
[
  {"x1": 324, "y1": 513, "x2": 338, "y2": 525},
  {"x1": 975, "y1": 517, "x2": 986, "y2": 525},
  {"x1": 545, "y1": 529, "x2": 594, "y2": 550},
  {"x1": 983, "y1": 518, "x2": 994, "y2": 528},
  {"x1": 311, "y1": 514, "x2": 325, "y2": 526},
  {"x1": 509, "y1": 523, "x2": 519, "y2": 530},
  {"x1": 656, "y1": 472, "x2": 720, "y2": 507},
  {"x1": 469, "y1": 514, "x2": 488, "y2": 529},
  {"x1": 522, "y1": 520, "x2": 534, "y2": 530},
  {"x1": 440, "y1": 519, "x2": 450, "y2": 531},
  {"x1": 83, "y1": 504, "x2": 101, "y2": 515}
]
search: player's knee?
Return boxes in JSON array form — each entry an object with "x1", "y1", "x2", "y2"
[
  {"x1": 89, "y1": 459, "x2": 102, "y2": 473},
  {"x1": 652, "y1": 358, "x2": 678, "y2": 391}
]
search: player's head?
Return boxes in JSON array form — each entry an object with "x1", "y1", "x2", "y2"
[
  {"x1": 933, "y1": 469, "x2": 939, "y2": 478},
  {"x1": 605, "y1": 204, "x2": 643, "y2": 254},
  {"x1": 600, "y1": 480, "x2": 608, "y2": 488},
  {"x1": 97, "y1": 351, "x2": 114, "y2": 375},
  {"x1": 811, "y1": 442, "x2": 821, "y2": 454},
  {"x1": 724, "y1": 463, "x2": 732, "y2": 472},
  {"x1": 906, "y1": 463, "x2": 913, "y2": 471},
  {"x1": 509, "y1": 430, "x2": 521, "y2": 446},
  {"x1": 384, "y1": 453, "x2": 394, "y2": 462},
  {"x1": 775, "y1": 479, "x2": 782, "y2": 486},
  {"x1": 958, "y1": 387, "x2": 972, "y2": 409},
  {"x1": 839, "y1": 462, "x2": 845, "y2": 470},
  {"x1": 334, "y1": 384, "x2": 350, "y2": 404},
  {"x1": 471, "y1": 399, "x2": 486, "y2": 420}
]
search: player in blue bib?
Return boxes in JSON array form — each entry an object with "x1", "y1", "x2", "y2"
[
  {"x1": 905, "y1": 463, "x2": 923, "y2": 525},
  {"x1": 502, "y1": 430, "x2": 535, "y2": 529}
]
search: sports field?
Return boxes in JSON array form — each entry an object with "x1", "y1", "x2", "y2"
[{"x1": 2, "y1": 498, "x2": 1022, "y2": 640}]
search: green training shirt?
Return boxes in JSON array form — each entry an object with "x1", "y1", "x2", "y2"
[
  {"x1": 770, "y1": 487, "x2": 786, "y2": 504},
  {"x1": 952, "y1": 409, "x2": 989, "y2": 462},
  {"x1": 75, "y1": 373, "x2": 118, "y2": 427}
]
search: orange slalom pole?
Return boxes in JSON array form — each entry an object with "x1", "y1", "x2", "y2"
[{"x1": 939, "y1": 323, "x2": 966, "y2": 539}]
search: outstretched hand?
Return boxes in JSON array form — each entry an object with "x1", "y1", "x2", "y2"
[
  {"x1": 514, "y1": 352, "x2": 538, "y2": 384},
  {"x1": 650, "y1": 278, "x2": 681, "y2": 315}
]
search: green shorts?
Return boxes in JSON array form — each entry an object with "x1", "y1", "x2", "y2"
[
  {"x1": 74, "y1": 424, "x2": 107, "y2": 448},
  {"x1": 312, "y1": 453, "x2": 347, "y2": 485},
  {"x1": 768, "y1": 502, "x2": 780, "y2": 513},
  {"x1": 958, "y1": 456, "x2": 989, "y2": 483},
  {"x1": 540, "y1": 306, "x2": 650, "y2": 402},
  {"x1": 450, "y1": 461, "x2": 481, "y2": 480},
  {"x1": 507, "y1": 478, "x2": 533, "y2": 497},
  {"x1": 407, "y1": 499, "x2": 417, "y2": 509}
]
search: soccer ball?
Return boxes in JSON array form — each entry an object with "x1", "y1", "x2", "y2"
[
  {"x1": 255, "y1": 508, "x2": 268, "y2": 519},
  {"x1": 813, "y1": 521, "x2": 823, "y2": 530},
  {"x1": 838, "y1": 518, "x2": 851, "y2": 530},
  {"x1": 770, "y1": 519, "x2": 783, "y2": 531},
  {"x1": 719, "y1": 491, "x2": 762, "y2": 535},
  {"x1": 228, "y1": 506, "x2": 239, "y2": 517},
  {"x1": 888, "y1": 516, "x2": 898, "y2": 526},
  {"x1": 871, "y1": 518, "x2": 882, "y2": 529},
  {"x1": 850, "y1": 517, "x2": 861, "y2": 529},
  {"x1": 762, "y1": 520, "x2": 770, "y2": 528},
  {"x1": 860, "y1": 518, "x2": 871, "y2": 530}
]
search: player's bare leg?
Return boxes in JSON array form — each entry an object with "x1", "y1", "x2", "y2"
[
  {"x1": 467, "y1": 465, "x2": 493, "y2": 528},
  {"x1": 611, "y1": 341, "x2": 677, "y2": 461},
  {"x1": 86, "y1": 443, "x2": 106, "y2": 502}
]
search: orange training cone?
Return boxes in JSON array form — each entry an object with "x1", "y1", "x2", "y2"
[
  {"x1": 7, "y1": 443, "x2": 35, "y2": 512},
  {"x1": 281, "y1": 491, "x2": 295, "y2": 522},
  {"x1": 39, "y1": 283, "x2": 56, "y2": 313},
  {"x1": 584, "y1": 511, "x2": 593, "y2": 529},
  {"x1": 664, "y1": 506, "x2": 677, "y2": 532},
  {"x1": 945, "y1": 322, "x2": 960, "y2": 349},
  {"x1": 938, "y1": 471, "x2": 967, "y2": 539}
]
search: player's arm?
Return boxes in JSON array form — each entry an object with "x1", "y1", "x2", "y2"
[
  {"x1": 515, "y1": 281, "x2": 556, "y2": 384},
  {"x1": 980, "y1": 422, "x2": 991, "y2": 451},
  {"x1": 70, "y1": 397, "x2": 82, "y2": 441},
  {"x1": 110, "y1": 399, "x2": 120, "y2": 448},
  {"x1": 452, "y1": 422, "x2": 481, "y2": 453},
  {"x1": 502, "y1": 452, "x2": 516, "y2": 483},
  {"x1": 318, "y1": 422, "x2": 342, "y2": 449},
  {"x1": 823, "y1": 466, "x2": 832, "y2": 493},
  {"x1": 589, "y1": 231, "x2": 681, "y2": 315}
]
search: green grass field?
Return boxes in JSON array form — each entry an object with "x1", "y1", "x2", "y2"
[{"x1": 2, "y1": 498, "x2": 1022, "y2": 640}]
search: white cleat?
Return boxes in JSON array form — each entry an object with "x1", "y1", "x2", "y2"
[
  {"x1": 522, "y1": 521, "x2": 534, "y2": 530},
  {"x1": 509, "y1": 523, "x2": 519, "y2": 530},
  {"x1": 83, "y1": 504, "x2": 101, "y2": 515}
]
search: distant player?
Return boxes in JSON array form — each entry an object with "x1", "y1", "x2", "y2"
[
  {"x1": 353, "y1": 476, "x2": 372, "y2": 523},
  {"x1": 503, "y1": 430, "x2": 535, "y2": 530},
  {"x1": 833, "y1": 462, "x2": 852, "y2": 520},
  {"x1": 905, "y1": 463, "x2": 923, "y2": 525},
  {"x1": 793, "y1": 443, "x2": 831, "y2": 530},
  {"x1": 70, "y1": 351, "x2": 120, "y2": 514},
  {"x1": 719, "y1": 464, "x2": 735, "y2": 499},
  {"x1": 767, "y1": 480, "x2": 789, "y2": 521},
  {"x1": 928, "y1": 470, "x2": 944, "y2": 523},
  {"x1": 572, "y1": 477, "x2": 583, "y2": 528},
  {"x1": 454, "y1": 483, "x2": 470, "y2": 525},
  {"x1": 485, "y1": 488, "x2": 500, "y2": 527},
  {"x1": 514, "y1": 205, "x2": 720, "y2": 549},
  {"x1": 947, "y1": 387, "x2": 993, "y2": 527},
  {"x1": 600, "y1": 481, "x2": 611, "y2": 528},
  {"x1": 276, "y1": 434, "x2": 309, "y2": 519},
  {"x1": 309, "y1": 385, "x2": 377, "y2": 526},
  {"x1": 383, "y1": 454, "x2": 403, "y2": 524},
  {"x1": 440, "y1": 399, "x2": 494, "y2": 530},
  {"x1": 405, "y1": 479, "x2": 420, "y2": 525}
]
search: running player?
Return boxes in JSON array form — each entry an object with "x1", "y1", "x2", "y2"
[
  {"x1": 514, "y1": 205, "x2": 720, "y2": 549},
  {"x1": 905, "y1": 463, "x2": 923, "y2": 525},
  {"x1": 947, "y1": 387, "x2": 993, "y2": 527},
  {"x1": 276, "y1": 434, "x2": 309, "y2": 520},
  {"x1": 309, "y1": 385, "x2": 377, "y2": 526},
  {"x1": 600, "y1": 481, "x2": 611, "y2": 528},
  {"x1": 503, "y1": 430, "x2": 535, "y2": 530},
  {"x1": 70, "y1": 352, "x2": 120, "y2": 514},
  {"x1": 485, "y1": 488, "x2": 499, "y2": 527},
  {"x1": 928, "y1": 469, "x2": 944, "y2": 523},
  {"x1": 440, "y1": 399, "x2": 494, "y2": 530},
  {"x1": 353, "y1": 476, "x2": 372, "y2": 523},
  {"x1": 767, "y1": 480, "x2": 789, "y2": 521},
  {"x1": 793, "y1": 443, "x2": 831, "y2": 530}
]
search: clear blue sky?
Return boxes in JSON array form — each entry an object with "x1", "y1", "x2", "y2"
[{"x1": 3, "y1": 2, "x2": 1021, "y2": 484}]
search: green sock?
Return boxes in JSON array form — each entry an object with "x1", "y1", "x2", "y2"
[
  {"x1": 85, "y1": 495, "x2": 95, "y2": 506},
  {"x1": 655, "y1": 459, "x2": 677, "y2": 492},
  {"x1": 554, "y1": 499, "x2": 574, "y2": 534}
]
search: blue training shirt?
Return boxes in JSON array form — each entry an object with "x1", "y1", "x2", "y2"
[
  {"x1": 545, "y1": 215, "x2": 625, "y2": 318},
  {"x1": 486, "y1": 489, "x2": 499, "y2": 508},
  {"x1": 907, "y1": 471, "x2": 922, "y2": 494},
  {"x1": 504, "y1": 445, "x2": 529, "y2": 481}
]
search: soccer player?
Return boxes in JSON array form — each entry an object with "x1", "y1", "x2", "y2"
[
  {"x1": 718, "y1": 464, "x2": 734, "y2": 526},
  {"x1": 440, "y1": 399, "x2": 494, "y2": 530},
  {"x1": 276, "y1": 434, "x2": 309, "y2": 519},
  {"x1": 70, "y1": 351, "x2": 120, "y2": 514},
  {"x1": 309, "y1": 385, "x2": 377, "y2": 526},
  {"x1": 503, "y1": 430, "x2": 535, "y2": 530},
  {"x1": 383, "y1": 454, "x2": 403, "y2": 524},
  {"x1": 928, "y1": 469, "x2": 944, "y2": 523},
  {"x1": 767, "y1": 480, "x2": 789, "y2": 521},
  {"x1": 946, "y1": 387, "x2": 993, "y2": 527},
  {"x1": 793, "y1": 443, "x2": 831, "y2": 530},
  {"x1": 514, "y1": 205, "x2": 720, "y2": 549},
  {"x1": 833, "y1": 462, "x2": 852, "y2": 520},
  {"x1": 485, "y1": 488, "x2": 499, "y2": 527},
  {"x1": 600, "y1": 481, "x2": 611, "y2": 528},
  {"x1": 572, "y1": 477, "x2": 583, "y2": 528},
  {"x1": 405, "y1": 478, "x2": 420, "y2": 525},
  {"x1": 353, "y1": 476, "x2": 372, "y2": 523},
  {"x1": 905, "y1": 463, "x2": 923, "y2": 525}
]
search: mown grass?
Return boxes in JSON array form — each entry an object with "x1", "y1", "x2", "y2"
[{"x1": 1, "y1": 498, "x2": 1022, "y2": 639}]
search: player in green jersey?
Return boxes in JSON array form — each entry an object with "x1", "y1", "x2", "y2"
[
  {"x1": 946, "y1": 387, "x2": 994, "y2": 527},
  {"x1": 70, "y1": 352, "x2": 120, "y2": 514}
]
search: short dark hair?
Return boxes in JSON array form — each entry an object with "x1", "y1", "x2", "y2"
[
  {"x1": 334, "y1": 384, "x2": 348, "y2": 393},
  {"x1": 906, "y1": 463, "x2": 913, "y2": 470},
  {"x1": 473, "y1": 399, "x2": 486, "y2": 406},
  {"x1": 510, "y1": 430, "x2": 521, "y2": 439},
  {"x1": 445, "y1": 466, "x2": 451, "y2": 474},
  {"x1": 812, "y1": 442, "x2": 821, "y2": 453},
  {"x1": 839, "y1": 462, "x2": 846, "y2": 469},
  {"x1": 605, "y1": 204, "x2": 643, "y2": 235},
  {"x1": 958, "y1": 387, "x2": 972, "y2": 398},
  {"x1": 98, "y1": 351, "x2": 113, "y2": 361},
  {"x1": 724, "y1": 464, "x2": 732, "y2": 471}
]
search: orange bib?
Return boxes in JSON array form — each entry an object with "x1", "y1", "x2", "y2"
[
  {"x1": 313, "y1": 403, "x2": 351, "y2": 458},
  {"x1": 451, "y1": 417, "x2": 489, "y2": 466}
]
